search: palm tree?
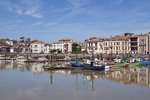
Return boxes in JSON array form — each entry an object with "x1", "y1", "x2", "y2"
[{"x1": 20, "y1": 37, "x2": 25, "y2": 42}]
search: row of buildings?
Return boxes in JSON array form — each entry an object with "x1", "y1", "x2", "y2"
[
  {"x1": 85, "y1": 33, "x2": 150, "y2": 54},
  {"x1": 0, "y1": 32, "x2": 150, "y2": 54},
  {"x1": 0, "y1": 38, "x2": 74, "y2": 54}
]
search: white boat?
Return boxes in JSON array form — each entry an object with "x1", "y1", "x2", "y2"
[
  {"x1": 0, "y1": 55, "x2": 11, "y2": 60},
  {"x1": 63, "y1": 56, "x2": 72, "y2": 61},
  {"x1": 38, "y1": 57, "x2": 48, "y2": 62},
  {"x1": 16, "y1": 56, "x2": 27, "y2": 62}
]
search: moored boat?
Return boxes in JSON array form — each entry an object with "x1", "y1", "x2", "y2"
[
  {"x1": 70, "y1": 62, "x2": 105, "y2": 71},
  {"x1": 15, "y1": 56, "x2": 27, "y2": 62},
  {"x1": 114, "y1": 61, "x2": 129, "y2": 68}
]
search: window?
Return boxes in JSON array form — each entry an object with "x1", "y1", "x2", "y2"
[
  {"x1": 95, "y1": 43, "x2": 97, "y2": 47},
  {"x1": 117, "y1": 42, "x2": 120, "y2": 45},
  {"x1": 116, "y1": 47, "x2": 118, "y2": 50},
  {"x1": 110, "y1": 42, "x2": 112, "y2": 45},
  {"x1": 34, "y1": 45, "x2": 37, "y2": 48},
  {"x1": 125, "y1": 46, "x2": 127, "y2": 50},
  {"x1": 122, "y1": 46, "x2": 124, "y2": 50}
]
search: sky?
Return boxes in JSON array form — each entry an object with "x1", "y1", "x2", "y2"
[{"x1": 0, "y1": 0, "x2": 150, "y2": 43}]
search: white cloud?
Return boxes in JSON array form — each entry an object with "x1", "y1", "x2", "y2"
[
  {"x1": 31, "y1": 13, "x2": 43, "y2": 19},
  {"x1": 54, "y1": 0, "x2": 89, "y2": 20},
  {"x1": 67, "y1": 0, "x2": 88, "y2": 8},
  {"x1": 24, "y1": 5, "x2": 42, "y2": 19},
  {"x1": 66, "y1": 0, "x2": 89, "y2": 14},
  {"x1": 115, "y1": 0, "x2": 124, "y2": 4},
  {"x1": 45, "y1": 22, "x2": 58, "y2": 26},
  {"x1": 0, "y1": 0, "x2": 43, "y2": 19},
  {"x1": 16, "y1": 8, "x2": 23, "y2": 15},
  {"x1": 32, "y1": 21, "x2": 42, "y2": 26}
]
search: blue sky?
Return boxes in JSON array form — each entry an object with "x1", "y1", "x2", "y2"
[{"x1": 0, "y1": 0, "x2": 150, "y2": 43}]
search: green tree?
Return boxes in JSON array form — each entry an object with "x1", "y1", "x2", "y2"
[
  {"x1": 56, "y1": 49, "x2": 62, "y2": 54},
  {"x1": 50, "y1": 49, "x2": 56, "y2": 54},
  {"x1": 81, "y1": 50, "x2": 88, "y2": 54},
  {"x1": 72, "y1": 43, "x2": 81, "y2": 54}
]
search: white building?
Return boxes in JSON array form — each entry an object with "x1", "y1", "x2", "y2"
[
  {"x1": 51, "y1": 38, "x2": 74, "y2": 54},
  {"x1": 51, "y1": 42, "x2": 63, "y2": 52},
  {"x1": 85, "y1": 37, "x2": 103, "y2": 54},
  {"x1": 5, "y1": 40, "x2": 14, "y2": 46},
  {"x1": 30, "y1": 40, "x2": 50, "y2": 53}
]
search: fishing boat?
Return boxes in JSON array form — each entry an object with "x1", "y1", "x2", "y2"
[
  {"x1": 38, "y1": 57, "x2": 48, "y2": 62},
  {"x1": 70, "y1": 62, "x2": 105, "y2": 71},
  {"x1": 142, "y1": 60, "x2": 150, "y2": 66},
  {"x1": 83, "y1": 58, "x2": 110, "y2": 69},
  {"x1": 70, "y1": 62, "x2": 87, "y2": 68},
  {"x1": 114, "y1": 61, "x2": 129, "y2": 68},
  {"x1": 128, "y1": 61, "x2": 143, "y2": 68},
  {"x1": 114, "y1": 54, "x2": 129, "y2": 68},
  {"x1": 15, "y1": 56, "x2": 27, "y2": 62},
  {"x1": 141, "y1": 52, "x2": 150, "y2": 66}
]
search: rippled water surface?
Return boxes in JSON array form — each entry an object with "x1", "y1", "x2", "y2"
[{"x1": 0, "y1": 61, "x2": 150, "y2": 100}]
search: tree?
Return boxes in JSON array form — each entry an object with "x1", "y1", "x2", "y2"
[
  {"x1": 50, "y1": 49, "x2": 62, "y2": 54},
  {"x1": 50, "y1": 49, "x2": 56, "y2": 54},
  {"x1": 81, "y1": 50, "x2": 88, "y2": 54},
  {"x1": 72, "y1": 43, "x2": 81, "y2": 54},
  {"x1": 20, "y1": 37, "x2": 25, "y2": 42},
  {"x1": 56, "y1": 49, "x2": 62, "y2": 54}
]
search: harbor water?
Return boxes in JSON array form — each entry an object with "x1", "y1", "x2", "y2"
[{"x1": 0, "y1": 60, "x2": 150, "y2": 100}]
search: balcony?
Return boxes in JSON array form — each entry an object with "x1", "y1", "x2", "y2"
[
  {"x1": 130, "y1": 45, "x2": 138, "y2": 47},
  {"x1": 139, "y1": 44, "x2": 146, "y2": 46},
  {"x1": 129, "y1": 41, "x2": 138, "y2": 43}
]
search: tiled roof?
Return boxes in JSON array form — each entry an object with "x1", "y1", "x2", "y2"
[
  {"x1": 86, "y1": 37, "x2": 104, "y2": 42},
  {"x1": 105, "y1": 35, "x2": 129, "y2": 41},
  {"x1": 58, "y1": 38, "x2": 74, "y2": 43},
  {"x1": 30, "y1": 40, "x2": 45, "y2": 44}
]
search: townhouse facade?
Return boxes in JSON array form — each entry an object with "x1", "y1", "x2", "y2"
[
  {"x1": 30, "y1": 40, "x2": 50, "y2": 53},
  {"x1": 103, "y1": 35, "x2": 129, "y2": 54},
  {"x1": 129, "y1": 34, "x2": 149, "y2": 54},
  {"x1": 51, "y1": 38, "x2": 74, "y2": 54},
  {"x1": 0, "y1": 39, "x2": 18, "y2": 53},
  {"x1": 147, "y1": 33, "x2": 150, "y2": 54},
  {"x1": 85, "y1": 37, "x2": 103, "y2": 54},
  {"x1": 1, "y1": 32, "x2": 150, "y2": 55},
  {"x1": 51, "y1": 42, "x2": 63, "y2": 52},
  {"x1": 86, "y1": 33, "x2": 150, "y2": 55}
]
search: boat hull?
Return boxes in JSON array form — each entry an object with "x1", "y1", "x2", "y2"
[
  {"x1": 70, "y1": 62, "x2": 105, "y2": 71},
  {"x1": 114, "y1": 62, "x2": 129, "y2": 68}
]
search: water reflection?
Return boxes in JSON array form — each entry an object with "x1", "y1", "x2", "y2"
[
  {"x1": 104, "y1": 68, "x2": 150, "y2": 87},
  {"x1": 47, "y1": 68, "x2": 150, "y2": 88},
  {"x1": 0, "y1": 60, "x2": 150, "y2": 100},
  {"x1": 0, "y1": 60, "x2": 150, "y2": 88}
]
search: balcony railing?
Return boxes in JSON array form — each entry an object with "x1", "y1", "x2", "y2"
[{"x1": 129, "y1": 41, "x2": 138, "y2": 42}]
